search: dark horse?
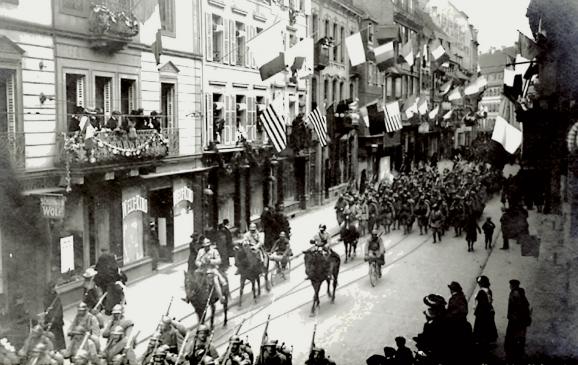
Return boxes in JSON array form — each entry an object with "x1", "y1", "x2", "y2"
[
  {"x1": 304, "y1": 251, "x2": 340, "y2": 316},
  {"x1": 184, "y1": 270, "x2": 229, "y2": 329},
  {"x1": 339, "y1": 214, "x2": 359, "y2": 263},
  {"x1": 234, "y1": 244, "x2": 270, "y2": 307}
]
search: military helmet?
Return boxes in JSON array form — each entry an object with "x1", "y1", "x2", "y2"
[
  {"x1": 197, "y1": 324, "x2": 210, "y2": 334},
  {"x1": 112, "y1": 304, "x2": 123, "y2": 314},
  {"x1": 263, "y1": 339, "x2": 278, "y2": 347},
  {"x1": 77, "y1": 302, "x2": 88, "y2": 311},
  {"x1": 161, "y1": 316, "x2": 172, "y2": 325},
  {"x1": 230, "y1": 335, "x2": 242, "y2": 344},
  {"x1": 32, "y1": 343, "x2": 47, "y2": 353},
  {"x1": 111, "y1": 326, "x2": 125, "y2": 336},
  {"x1": 371, "y1": 229, "x2": 379, "y2": 235},
  {"x1": 249, "y1": 223, "x2": 257, "y2": 230},
  {"x1": 202, "y1": 238, "x2": 212, "y2": 247},
  {"x1": 202, "y1": 356, "x2": 216, "y2": 365},
  {"x1": 319, "y1": 224, "x2": 327, "y2": 230}
]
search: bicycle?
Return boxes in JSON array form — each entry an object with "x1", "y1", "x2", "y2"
[{"x1": 365, "y1": 256, "x2": 383, "y2": 287}]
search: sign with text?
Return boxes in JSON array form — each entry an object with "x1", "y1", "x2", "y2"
[
  {"x1": 60, "y1": 236, "x2": 74, "y2": 273},
  {"x1": 122, "y1": 195, "x2": 148, "y2": 219},
  {"x1": 40, "y1": 195, "x2": 65, "y2": 219},
  {"x1": 173, "y1": 186, "x2": 193, "y2": 206}
]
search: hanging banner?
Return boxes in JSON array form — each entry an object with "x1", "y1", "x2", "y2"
[
  {"x1": 60, "y1": 236, "x2": 75, "y2": 273},
  {"x1": 40, "y1": 194, "x2": 65, "y2": 219},
  {"x1": 173, "y1": 186, "x2": 194, "y2": 206},
  {"x1": 122, "y1": 194, "x2": 148, "y2": 219}
]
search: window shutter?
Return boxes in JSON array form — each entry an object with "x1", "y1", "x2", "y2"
[
  {"x1": 103, "y1": 79, "x2": 112, "y2": 118},
  {"x1": 6, "y1": 73, "x2": 16, "y2": 135},
  {"x1": 223, "y1": 18, "x2": 230, "y2": 64},
  {"x1": 230, "y1": 20, "x2": 237, "y2": 66},
  {"x1": 76, "y1": 76, "x2": 85, "y2": 107},
  {"x1": 128, "y1": 81, "x2": 135, "y2": 112},
  {"x1": 250, "y1": 26, "x2": 256, "y2": 68},
  {"x1": 225, "y1": 95, "x2": 233, "y2": 144},
  {"x1": 244, "y1": 25, "x2": 250, "y2": 68},
  {"x1": 167, "y1": 87, "x2": 174, "y2": 129},
  {"x1": 206, "y1": 13, "x2": 213, "y2": 62},
  {"x1": 205, "y1": 92, "x2": 213, "y2": 146},
  {"x1": 247, "y1": 96, "x2": 255, "y2": 141}
]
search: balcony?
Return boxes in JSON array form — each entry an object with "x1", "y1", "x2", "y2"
[
  {"x1": 0, "y1": 133, "x2": 25, "y2": 170},
  {"x1": 315, "y1": 38, "x2": 332, "y2": 71},
  {"x1": 88, "y1": 0, "x2": 139, "y2": 53},
  {"x1": 59, "y1": 129, "x2": 178, "y2": 168}
]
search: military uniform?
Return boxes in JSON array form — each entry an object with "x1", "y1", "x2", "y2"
[{"x1": 185, "y1": 337, "x2": 219, "y2": 365}]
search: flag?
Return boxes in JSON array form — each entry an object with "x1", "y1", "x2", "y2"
[
  {"x1": 464, "y1": 82, "x2": 479, "y2": 96},
  {"x1": 418, "y1": 98, "x2": 428, "y2": 115},
  {"x1": 152, "y1": 29, "x2": 163, "y2": 65},
  {"x1": 259, "y1": 53, "x2": 286, "y2": 81},
  {"x1": 401, "y1": 40, "x2": 414, "y2": 67},
  {"x1": 518, "y1": 31, "x2": 540, "y2": 60},
  {"x1": 367, "y1": 102, "x2": 384, "y2": 135},
  {"x1": 504, "y1": 69, "x2": 516, "y2": 87},
  {"x1": 403, "y1": 95, "x2": 418, "y2": 119},
  {"x1": 134, "y1": 0, "x2": 162, "y2": 64},
  {"x1": 248, "y1": 20, "x2": 286, "y2": 68},
  {"x1": 306, "y1": 107, "x2": 328, "y2": 147},
  {"x1": 514, "y1": 54, "x2": 530, "y2": 76},
  {"x1": 430, "y1": 40, "x2": 449, "y2": 66},
  {"x1": 383, "y1": 101, "x2": 403, "y2": 133},
  {"x1": 492, "y1": 116, "x2": 522, "y2": 154},
  {"x1": 428, "y1": 105, "x2": 439, "y2": 120},
  {"x1": 345, "y1": 32, "x2": 366, "y2": 66},
  {"x1": 259, "y1": 101, "x2": 287, "y2": 152},
  {"x1": 359, "y1": 106, "x2": 369, "y2": 128},
  {"x1": 287, "y1": 37, "x2": 314, "y2": 78},
  {"x1": 475, "y1": 76, "x2": 487, "y2": 89},
  {"x1": 448, "y1": 87, "x2": 462, "y2": 101},
  {"x1": 374, "y1": 41, "x2": 395, "y2": 71},
  {"x1": 443, "y1": 109, "x2": 453, "y2": 120},
  {"x1": 303, "y1": 0, "x2": 312, "y2": 15},
  {"x1": 439, "y1": 80, "x2": 452, "y2": 95}
]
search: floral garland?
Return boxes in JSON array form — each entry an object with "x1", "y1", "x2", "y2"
[{"x1": 90, "y1": 4, "x2": 139, "y2": 38}]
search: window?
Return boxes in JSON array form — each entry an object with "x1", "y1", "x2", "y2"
[
  {"x1": 312, "y1": 13, "x2": 318, "y2": 40},
  {"x1": 289, "y1": 100, "x2": 296, "y2": 123},
  {"x1": 120, "y1": 78, "x2": 136, "y2": 116},
  {"x1": 333, "y1": 23, "x2": 338, "y2": 61},
  {"x1": 312, "y1": 77, "x2": 318, "y2": 105},
  {"x1": 236, "y1": 22, "x2": 246, "y2": 66},
  {"x1": 236, "y1": 95, "x2": 247, "y2": 135},
  {"x1": 386, "y1": 77, "x2": 393, "y2": 97},
  {"x1": 333, "y1": 79, "x2": 338, "y2": 103},
  {"x1": 159, "y1": 0, "x2": 175, "y2": 36},
  {"x1": 289, "y1": 31, "x2": 296, "y2": 48},
  {"x1": 368, "y1": 23, "x2": 374, "y2": 43},
  {"x1": 349, "y1": 82, "x2": 354, "y2": 99},
  {"x1": 211, "y1": 15, "x2": 224, "y2": 61},
  {"x1": 324, "y1": 79, "x2": 329, "y2": 103},
  {"x1": 94, "y1": 76, "x2": 112, "y2": 119},
  {"x1": 340, "y1": 27, "x2": 345, "y2": 62},
  {"x1": 395, "y1": 77, "x2": 402, "y2": 98},
  {"x1": 65, "y1": 73, "x2": 86, "y2": 132},
  {"x1": 324, "y1": 20, "x2": 329, "y2": 38},
  {"x1": 339, "y1": 81, "x2": 344, "y2": 102},
  {"x1": 212, "y1": 93, "x2": 224, "y2": 143},
  {"x1": 0, "y1": 68, "x2": 17, "y2": 135},
  {"x1": 161, "y1": 82, "x2": 176, "y2": 129},
  {"x1": 60, "y1": 0, "x2": 86, "y2": 16}
]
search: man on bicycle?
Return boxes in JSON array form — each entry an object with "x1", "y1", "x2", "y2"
[{"x1": 364, "y1": 229, "x2": 385, "y2": 277}]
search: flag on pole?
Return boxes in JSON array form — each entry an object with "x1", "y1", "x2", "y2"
[
  {"x1": 448, "y1": 87, "x2": 462, "y2": 101},
  {"x1": 403, "y1": 95, "x2": 418, "y2": 119},
  {"x1": 439, "y1": 80, "x2": 452, "y2": 95},
  {"x1": 259, "y1": 101, "x2": 287, "y2": 152},
  {"x1": 428, "y1": 105, "x2": 439, "y2": 120},
  {"x1": 287, "y1": 37, "x2": 314, "y2": 78},
  {"x1": 134, "y1": 0, "x2": 162, "y2": 64},
  {"x1": 259, "y1": 53, "x2": 287, "y2": 81},
  {"x1": 464, "y1": 82, "x2": 479, "y2": 96},
  {"x1": 430, "y1": 39, "x2": 450, "y2": 66},
  {"x1": 492, "y1": 116, "x2": 522, "y2": 154},
  {"x1": 374, "y1": 41, "x2": 395, "y2": 71},
  {"x1": 306, "y1": 107, "x2": 328, "y2": 147},
  {"x1": 383, "y1": 101, "x2": 403, "y2": 133},
  {"x1": 401, "y1": 39, "x2": 414, "y2": 67},
  {"x1": 443, "y1": 109, "x2": 453, "y2": 120},
  {"x1": 248, "y1": 20, "x2": 286, "y2": 68},
  {"x1": 345, "y1": 32, "x2": 366, "y2": 66},
  {"x1": 517, "y1": 30, "x2": 540, "y2": 60},
  {"x1": 418, "y1": 98, "x2": 428, "y2": 115}
]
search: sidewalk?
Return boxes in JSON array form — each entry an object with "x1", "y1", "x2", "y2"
[{"x1": 62, "y1": 199, "x2": 339, "y2": 344}]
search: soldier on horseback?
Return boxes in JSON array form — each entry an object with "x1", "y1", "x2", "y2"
[
  {"x1": 195, "y1": 238, "x2": 227, "y2": 304},
  {"x1": 242, "y1": 223, "x2": 266, "y2": 265},
  {"x1": 269, "y1": 231, "x2": 292, "y2": 274},
  {"x1": 364, "y1": 230, "x2": 385, "y2": 278}
]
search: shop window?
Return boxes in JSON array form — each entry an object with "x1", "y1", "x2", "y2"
[
  {"x1": 236, "y1": 22, "x2": 246, "y2": 66},
  {"x1": 120, "y1": 78, "x2": 136, "y2": 116},
  {"x1": 161, "y1": 82, "x2": 176, "y2": 129},
  {"x1": 95, "y1": 76, "x2": 113, "y2": 120},
  {"x1": 65, "y1": 73, "x2": 86, "y2": 131},
  {"x1": 160, "y1": 0, "x2": 175, "y2": 37},
  {"x1": 0, "y1": 68, "x2": 17, "y2": 136}
]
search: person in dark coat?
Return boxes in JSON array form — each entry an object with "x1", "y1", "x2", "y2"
[
  {"x1": 214, "y1": 222, "x2": 230, "y2": 270},
  {"x1": 464, "y1": 215, "x2": 481, "y2": 252},
  {"x1": 94, "y1": 247, "x2": 119, "y2": 293},
  {"x1": 42, "y1": 283, "x2": 65, "y2": 351},
  {"x1": 505, "y1": 279, "x2": 532, "y2": 365},
  {"x1": 220, "y1": 219, "x2": 234, "y2": 261},
  {"x1": 482, "y1": 217, "x2": 496, "y2": 250},
  {"x1": 473, "y1": 276, "x2": 498, "y2": 357},
  {"x1": 446, "y1": 281, "x2": 472, "y2": 365},
  {"x1": 187, "y1": 233, "x2": 201, "y2": 273},
  {"x1": 274, "y1": 204, "x2": 291, "y2": 240},
  {"x1": 148, "y1": 110, "x2": 161, "y2": 132},
  {"x1": 148, "y1": 220, "x2": 160, "y2": 271},
  {"x1": 261, "y1": 206, "x2": 276, "y2": 252},
  {"x1": 394, "y1": 337, "x2": 413, "y2": 365},
  {"x1": 500, "y1": 207, "x2": 513, "y2": 249}
]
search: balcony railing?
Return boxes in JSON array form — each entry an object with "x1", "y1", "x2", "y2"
[
  {"x1": 88, "y1": 0, "x2": 139, "y2": 52},
  {"x1": 0, "y1": 132, "x2": 25, "y2": 170},
  {"x1": 58, "y1": 129, "x2": 177, "y2": 167}
]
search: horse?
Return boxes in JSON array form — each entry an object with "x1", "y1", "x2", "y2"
[
  {"x1": 415, "y1": 200, "x2": 431, "y2": 235},
  {"x1": 304, "y1": 250, "x2": 340, "y2": 316},
  {"x1": 183, "y1": 270, "x2": 229, "y2": 329},
  {"x1": 233, "y1": 244, "x2": 270, "y2": 307},
  {"x1": 339, "y1": 214, "x2": 359, "y2": 263}
]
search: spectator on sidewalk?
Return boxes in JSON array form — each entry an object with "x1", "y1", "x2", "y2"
[
  {"x1": 394, "y1": 337, "x2": 413, "y2": 365},
  {"x1": 188, "y1": 233, "x2": 201, "y2": 273},
  {"x1": 473, "y1": 276, "x2": 497, "y2": 355},
  {"x1": 464, "y1": 215, "x2": 481, "y2": 252},
  {"x1": 148, "y1": 220, "x2": 160, "y2": 271},
  {"x1": 505, "y1": 279, "x2": 532, "y2": 365},
  {"x1": 260, "y1": 206, "x2": 276, "y2": 252},
  {"x1": 500, "y1": 208, "x2": 513, "y2": 250},
  {"x1": 482, "y1": 217, "x2": 496, "y2": 250},
  {"x1": 446, "y1": 282, "x2": 472, "y2": 365}
]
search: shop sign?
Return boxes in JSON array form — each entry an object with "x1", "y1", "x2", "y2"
[
  {"x1": 40, "y1": 194, "x2": 65, "y2": 219},
  {"x1": 173, "y1": 186, "x2": 194, "y2": 206},
  {"x1": 122, "y1": 195, "x2": 148, "y2": 219}
]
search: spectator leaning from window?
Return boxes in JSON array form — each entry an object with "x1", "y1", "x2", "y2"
[
  {"x1": 148, "y1": 111, "x2": 161, "y2": 132},
  {"x1": 106, "y1": 111, "x2": 121, "y2": 131}
]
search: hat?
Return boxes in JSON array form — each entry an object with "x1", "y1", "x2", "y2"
[
  {"x1": 477, "y1": 275, "x2": 490, "y2": 287},
  {"x1": 202, "y1": 238, "x2": 211, "y2": 247},
  {"x1": 263, "y1": 339, "x2": 278, "y2": 347},
  {"x1": 448, "y1": 281, "x2": 462, "y2": 292},
  {"x1": 509, "y1": 279, "x2": 520, "y2": 287},
  {"x1": 249, "y1": 223, "x2": 257, "y2": 230},
  {"x1": 197, "y1": 324, "x2": 210, "y2": 334},
  {"x1": 423, "y1": 294, "x2": 446, "y2": 308},
  {"x1": 230, "y1": 335, "x2": 242, "y2": 344},
  {"x1": 83, "y1": 267, "x2": 97, "y2": 278},
  {"x1": 424, "y1": 307, "x2": 442, "y2": 319}
]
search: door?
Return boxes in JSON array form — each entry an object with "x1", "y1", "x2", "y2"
[{"x1": 149, "y1": 189, "x2": 174, "y2": 262}]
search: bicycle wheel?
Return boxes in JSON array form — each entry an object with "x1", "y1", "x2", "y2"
[{"x1": 369, "y1": 261, "x2": 378, "y2": 287}]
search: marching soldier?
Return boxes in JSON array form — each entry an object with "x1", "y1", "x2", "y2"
[
  {"x1": 157, "y1": 316, "x2": 180, "y2": 354},
  {"x1": 61, "y1": 326, "x2": 99, "y2": 365},
  {"x1": 305, "y1": 347, "x2": 336, "y2": 365},
  {"x1": 24, "y1": 343, "x2": 64, "y2": 365},
  {"x1": 139, "y1": 332, "x2": 162, "y2": 365},
  {"x1": 182, "y1": 325, "x2": 218, "y2": 365},
  {"x1": 103, "y1": 305, "x2": 134, "y2": 339},
  {"x1": 220, "y1": 335, "x2": 253, "y2": 365},
  {"x1": 69, "y1": 302, "x2": 101, "y2": 347},
  {"x1": 102, "y1": 325, "x2": 137, "y2": 365},
  {"x1": 18, "y1": 325, "x2": 55, "y2": 361},
  {"x1": 255, "y1": 340, "x2": 290, "y2": 365}
]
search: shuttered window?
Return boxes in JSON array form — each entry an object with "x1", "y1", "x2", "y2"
[
  {"x1": 95, "y1": 76, "x2": 113, "y2": 119},
  {"x1": 161, "y1": 82, "x2": 176, "y2": 129},
  {"x1": 224, "y1": 95, "x2": 235, "y2": 145},
  {"x1": 0, "y1": 69, "x2": 17, "y2": 135},
  {"x1": 223, "y1": 18, "x2": 230, "y2": 64},
  {"x1": 204, "y1": 92, "x2": 213, "y2": 146},
  {"x1": 247, "y1": 96, "x2": 256, "y2": 141}
]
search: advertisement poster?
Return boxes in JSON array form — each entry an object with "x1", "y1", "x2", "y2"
[{"x1": 60, "y1": 236, "x2": 74, "y2": 273}]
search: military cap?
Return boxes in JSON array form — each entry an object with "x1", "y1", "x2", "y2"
[
  {"x1": 263, "y1": 340, "x2": 278, "y2": 347},
  {"x1": 112, "y1": 304, "x2": 123, "y2": 314},
  {"x1": 196, "y1": 324, "x2": 210, "y2": 334},
  {"x1": 229, "y1": 335, "x2": 242, "y2": 344}
]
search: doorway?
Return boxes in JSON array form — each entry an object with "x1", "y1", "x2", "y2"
[{"x1": 149, "y1": 189, "x2": 174, "y2": 262}]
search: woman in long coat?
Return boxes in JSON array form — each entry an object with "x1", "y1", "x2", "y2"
[
  {"x1": 464, "y1": 215, "x2": 482, "y2": 252},
  {"x1": 473, "y1": 275, "x2": 498, "y2": 355}
]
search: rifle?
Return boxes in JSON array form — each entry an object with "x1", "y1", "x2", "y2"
[
  {"x1": 258, "y1": 315, "x2": 271, "y2": 365},
  {"x1": 220, "y1": 319, "x2": 246, "y2": 364},
  {"x1": 197, "y1": 331, "x2": 215, "y2": 365},
  {"x1": 185, "y1": 286, "x2": 214, "y2": 364},
  {"x1": 92, "y1": 292, "x2": 108, "y2": 312},
  {"x1": 309, "y1": 324, "x2": 317, "y2": 356},
  {"x1": 148, "y1": 297, "x2": 174, "y2": 364},
  {"x1": 74, "y1": 332, "x2": 90, "y2": 358}
]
